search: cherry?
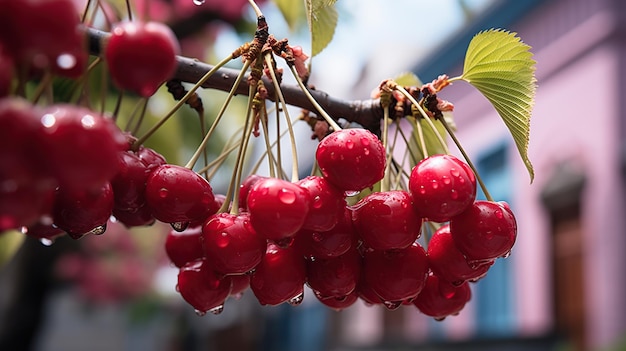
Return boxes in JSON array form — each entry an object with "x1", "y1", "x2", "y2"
[
  {"x1": 409, "y1": 154, "x2": 476, "y2": 222},
  {"x1": 246, "y1": 177, "x2": 311, "y2": 242},
  {"x1": 362, "y1": 242, "x2": 429, "y2": 303},
  {"x1": 352, "y1": 190, "x2": 422, "y2": 251},
  {"x1": 202, "y1": 212, "x2": 266, "y2": 275},
  {"x1": 229, "y1": 274, "x2": 251, "y2": 298},
  {"x1": 0, "y1": 183, "x2": 54, "y2": 232},
  {"x1": 250, "y1": 242, "x2": 306, "y2": 306},
  {"x1": 306, "y1": 247, "x2": 361, "y2": 299},
  {"x1": 105, "y1": 21, "x2": 180, "y2": 97},
  {"x1": 296, "y1": 175, "x2": 346, "y2": 231},
  {"x1": 23, "y1": 221, "x2": 66, "y2": 244},
  {"x1": 112, "y1": 205, "x2": 155, "y2": 228},
  {"x1": 145, "y1": 164, "x2": 216, "y2": 225},
  {"x1": 0, "y1": 44, "x2": 14, "y2": 97},
  {"x1": 450, "y1": 200, "x2": 517, "y2": 262},
  {"x1": 165, "y1": 225, "x2": 205, "y2": 268},
  {"x1": 238, "y1": 174, "x2": 265, "y2": 211},
  {"x1": 111, "y1": 151, "x2": 152, "y2": 212},
  {"x1": 316, "y1": 291, "x2": 359, "y2": 311},
  {"x1": 177, "y1": 258, "x2": 232, "y2": 315},
  {"x1": 427, "y1": 224, "x2": 493, "y2": 285},
  {"x1": 315, "y1": 128, "x2": 386, "y2": 192},
  {"x1": 0, "y1": 0, "x2": 87, "y2": 78},
  {"x1": 40, "y1": 104, "x2": 127, "y2": 191},
  {"x1": 294, "y1": 207, "x2": 355, "y2": 259},
  {"x1": 413, "y1": 274, "x2": 471, "y2": 320},
  {"x1": 135, "y1": 145, "x2": 167, "y2": 171},
  {"x1": 52, "y1": 182, "x2": 114, "y2": 239}
]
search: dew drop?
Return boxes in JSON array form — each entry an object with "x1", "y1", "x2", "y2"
[
  {"x1": 330, "y1": 151, "x2": 337, "y2": 160},
  {"x1": 419, "y1": 186, "x2": 426, "y2": 195},
  {"x1": 345, "y1": 190, "x2": 360, "y2": 197},
  {"x1": 312, "y1": 232, "x2": 323, "y2": 242},
  {"x1": 383, "y1": 301, "x2": 401, "y2": 310},
  {"x1": 80, "y1": 115, "x2": 95, "y2": 128},
  {"x1": 216, "y1": 232, "x2": 230, "y2": 248},
  {"x1": 39, "y1": 238, "x2": 54, "y2": 246},
  {"x1": 194, "y1": 309, "x2": 207, "y2": 317},
  {"x1": 171, "y1": 222, "x2": 189, "y2": 232},
  {"x1": 434, "y1": 316, "x2": 446, "y2": 322},
  {"x1": 278, "y1": 188, "x2": 296, "y2": 204},
  {"x1": 193, "y1": 0, "x2": 205, "y2": 4},
  {"x1": 450, "y1": 168, "x2": 460, "y2": 177},
  {"x1": 158, "y1": 188, "x2": 169, "y2": 198},
  {"x1": 450, "y1": 189, "x2": 458, "y2": 200},
  {"x1": 500, "y1": 250, "x2": 512, "y2": 259},
  {"x1": 363, "y1": 148, "x2": 370, "y2": 155},
  {"x1": 360, "y1": 137, "x2": 370, "y2": 146},
  {"x1": 245, "y1": 268, "x2": 256, "y2": 275},
  {"x1": 41, "y1": 114, "x2": 56, "y2": 128},
  {"x1": 346, "y1": 139, "x2": 354, "y2": 149},
  {"x1": 209, "y1": 305, "x2": 224, "y2": 315},
  {"x1": 484, "y1": 230, "x2": 494, "y2": 240},
  {"x1": 288, "y1": 292, "x2": 304, "y2": 306},
  {"x1": 88, "y1": 224, "x2": 107, "y2": 236},
  {"x1": 442, "y1": 176, "x2": 451, "y2": 185},
  {"x1": 312, "y1": 196, "x2": 322, "y2": 209},
  {"x1": 494, "y1": 209, "x2": 504, "y2": 219},
  {"x1": 431, "y1": 180, "x2": 439, "y2": 189},
  {"x1": 56, "y1": 52, "x2": 77, "y2": 70}
]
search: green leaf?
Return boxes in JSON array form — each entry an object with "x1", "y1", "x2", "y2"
[
  {"x1": 461, "y1": 29, "x2": 537, "y2": 182},
  {"x1": 272, "y1": 0, "x2": 305, "y2": 31},
  {"x1": 305, "y1": 0, "x2": 338, "y2": 56},
  {"x1": 0, "y1": 230, "x2": 25, "y2": 267},
  {"x1": 394, "y1": 72, "x2": 423, "y2": 87}
]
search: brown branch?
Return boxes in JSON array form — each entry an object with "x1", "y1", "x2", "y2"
[{"x1": 87, "y1": 27, "x2": 384, "y2": 135}]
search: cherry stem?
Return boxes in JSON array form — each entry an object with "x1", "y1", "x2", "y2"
[
  {"x1": 226, "y1": 83, "x2": 259, "y2": 215},
  {"x1": 185, "y1": 59, "x2": 252, "y2": 170},
  {"x1": 267, "y1": 54, "x2": 300, "y2": 183},
  {"x1": 198, "y1": 136, "x2": 241, "y2": 177},
  {"x1": 249, "y1": 126, "x2": 291, "y2": 175},
  {"x1": 439, "y1": 117, "x2": 494, "y2": 202},
  {"x1": 124, "y1": 0, "x2": 133, "y2": 21},
  {"x1": 247, "y1": 0, "x2": 263, "y2": 18},
  {"x1": 134, "y1": 54, "x2": 234, "y2": 150},
  {"x1": 31, "y1": 71, "x2": 53, "y2": 105},
  {"x1": 380, "y1": 105, "x2": 391, "y2": 193},
  {"x1": 258, "y1": 102, "x2": 276, "y2": 178},
  {"x1": 81, "y1": 0, "x2": 92, "y2": 23},
  {"x1": 394, "y1": 84, "x2": 450, "y2": 155},
  {"x1": 289, "y1": 65, "x2": 342, "y2": 132},
  {"x1": 413, "y1": 116, "x2": 429, "y2": 159},
  {"x1": 125, "y1": 96, "x2": 148, "y2": 134}
]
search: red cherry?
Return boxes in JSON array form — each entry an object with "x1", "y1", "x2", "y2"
[
  {"x1": 316, "y1": 291, "x2": 359, "y2": 311},
  {"x1": 250, "y1": 242, "x2": 306, "y2": 306},
  {"x1": 135, "y1": 145, "x2": 167, "y2": 170},
  {"x1": 0, "y1": 0, "x2": 87, "y2": 77},
  {"x1": 294, "y1": 207, "x2": 355, "y2": 259},
  {"x1": 145, "y1": 164, "x2": 216, "y2": 224},
  {"x1": 450, "y1": 200, "x2": 517, "y2": 262},
  {"x1": 427, "y1": 224, "x2": 493, "y2": 285},
  {"x1": 111, "y1": 151, "x2": 152, "y2": 211},
  {"x1": 112, "y1": 205, "x2": 155, "y2": 228},
  {"x1": 315, "y1": 128, "x2": 386, "y2": 192},
  {"x1": 352, "y1": 190, "x2": 422, "y2": 251},
  {"x1": 202, "y1": 212, "x2": 266, "y2": 275},
  {"x1": 306, "y1": 247, "x2": 361, "y2": 299},
  {"x1": 177, "y1": 258, "x2": 232, "y2": 315},
  {"x1": 23, "y1": 221, "x2": 66, "y2": 244},
  {"x1": 238, "y1": 174, "x2": 265, "y2": 211},
  {"x1": 0, "y1": 44, "x2": 14, "y2": 97},
  {"x1": 409, "y1": 154, "x2": 476, "y2": 222},
  {"x1": 105, "y1": 21, "x2": 180, "y2": 97},
  {"x1": 413, "y1": 274, "x2": 471, "y2": 320},
  {"x1": 40, "y1": 104, "x2": 127, "y2": 191},
  {"x1": 52, "y1": 182, "x2": 114, "y2": 239},
  {"x1": 296, "y1": 175, "x2": 346, "y2": 231},
  {"x1": 229, "y1": 274, "x2": 251, "y2": 298},
  {"x1": 246, "y1": 177, "x2": 311, "y2": 242},
  {"x1": 362, "y1": 242, "x2": 429, "y2": 303},
  {"x1": 165, "y1": 225, "x2": 205, "y2": 268}
]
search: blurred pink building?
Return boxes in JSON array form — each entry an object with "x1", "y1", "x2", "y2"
[{"x1": 323, "y1": 0, "x2": 626, "y2": 350}]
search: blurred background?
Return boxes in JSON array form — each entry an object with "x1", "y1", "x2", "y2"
[{"x1": 2, "y1": 0, "x2": 626, "y2": 350}]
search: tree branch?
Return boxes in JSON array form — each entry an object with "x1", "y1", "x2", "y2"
[{"x1": 87, "y1": 27, "x2": 384, "y2": 135}]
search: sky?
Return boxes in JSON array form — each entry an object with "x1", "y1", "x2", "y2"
[{"x1": 229, "y1": 0, "x2": 498, "y2": 99}]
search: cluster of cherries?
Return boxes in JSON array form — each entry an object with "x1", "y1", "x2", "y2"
[
  {"x1": 165, "y1": 128, "x2": 517, "y2": 319},
  {"x1": 0, "y1": 0, "x2": 517, "y2": 321}
]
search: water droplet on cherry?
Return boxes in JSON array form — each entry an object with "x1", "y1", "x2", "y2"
[
  {"x1": 158, "y1": 188, "x2": 168, "y2": 198},
  {"x1": 442, "y1": 176, "x2": 451, "y2": 185},
  {"x1": 288, "y1": 292, "x2": 304, "y2": 306},
  {"x1": 383, "y1": 300, "x2": 401, "y2": 310},
  {"x1": 39, "y1": 238, "x2": 54, "y2": 246},
  {"x1": 450, "y1": 189, "x2": 458, "y2": 199},
  {"x1": 216, "y1": 232, "x2": 230, "y2": 248},
  {"x1": 345, "y1": 190, "x2": 360, "y2": 197},
  {"x1": 171, "y1": 221, "x2": 189, "y2": 232},
  {"x1": 88, "y1": 224, "x2": 107, "y2": 235},
  {"x1": 495, "y1": 209, "x2": 504, "y2": 219},
  {"x1": 209, "y1": 305, "x2": 224, "y2": 315},
  {"x1": 450, "y1": 168, "x2": 460, "y2": 177},
  {"x1": 192, "y1": 0, "x2": 205, "y2": 4},
  {"x1": 56, "y1": 53, "x2": 77, "y2": 70},
  {"x1": 431, "y1": 180, "x2": 439, "y2": 189},
  {"x1": 194, "y1": 309, "x2": 207, "y2": 317},
  {"x1": 360, "y1": 137, "x2": 370, "y2": 146}
]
